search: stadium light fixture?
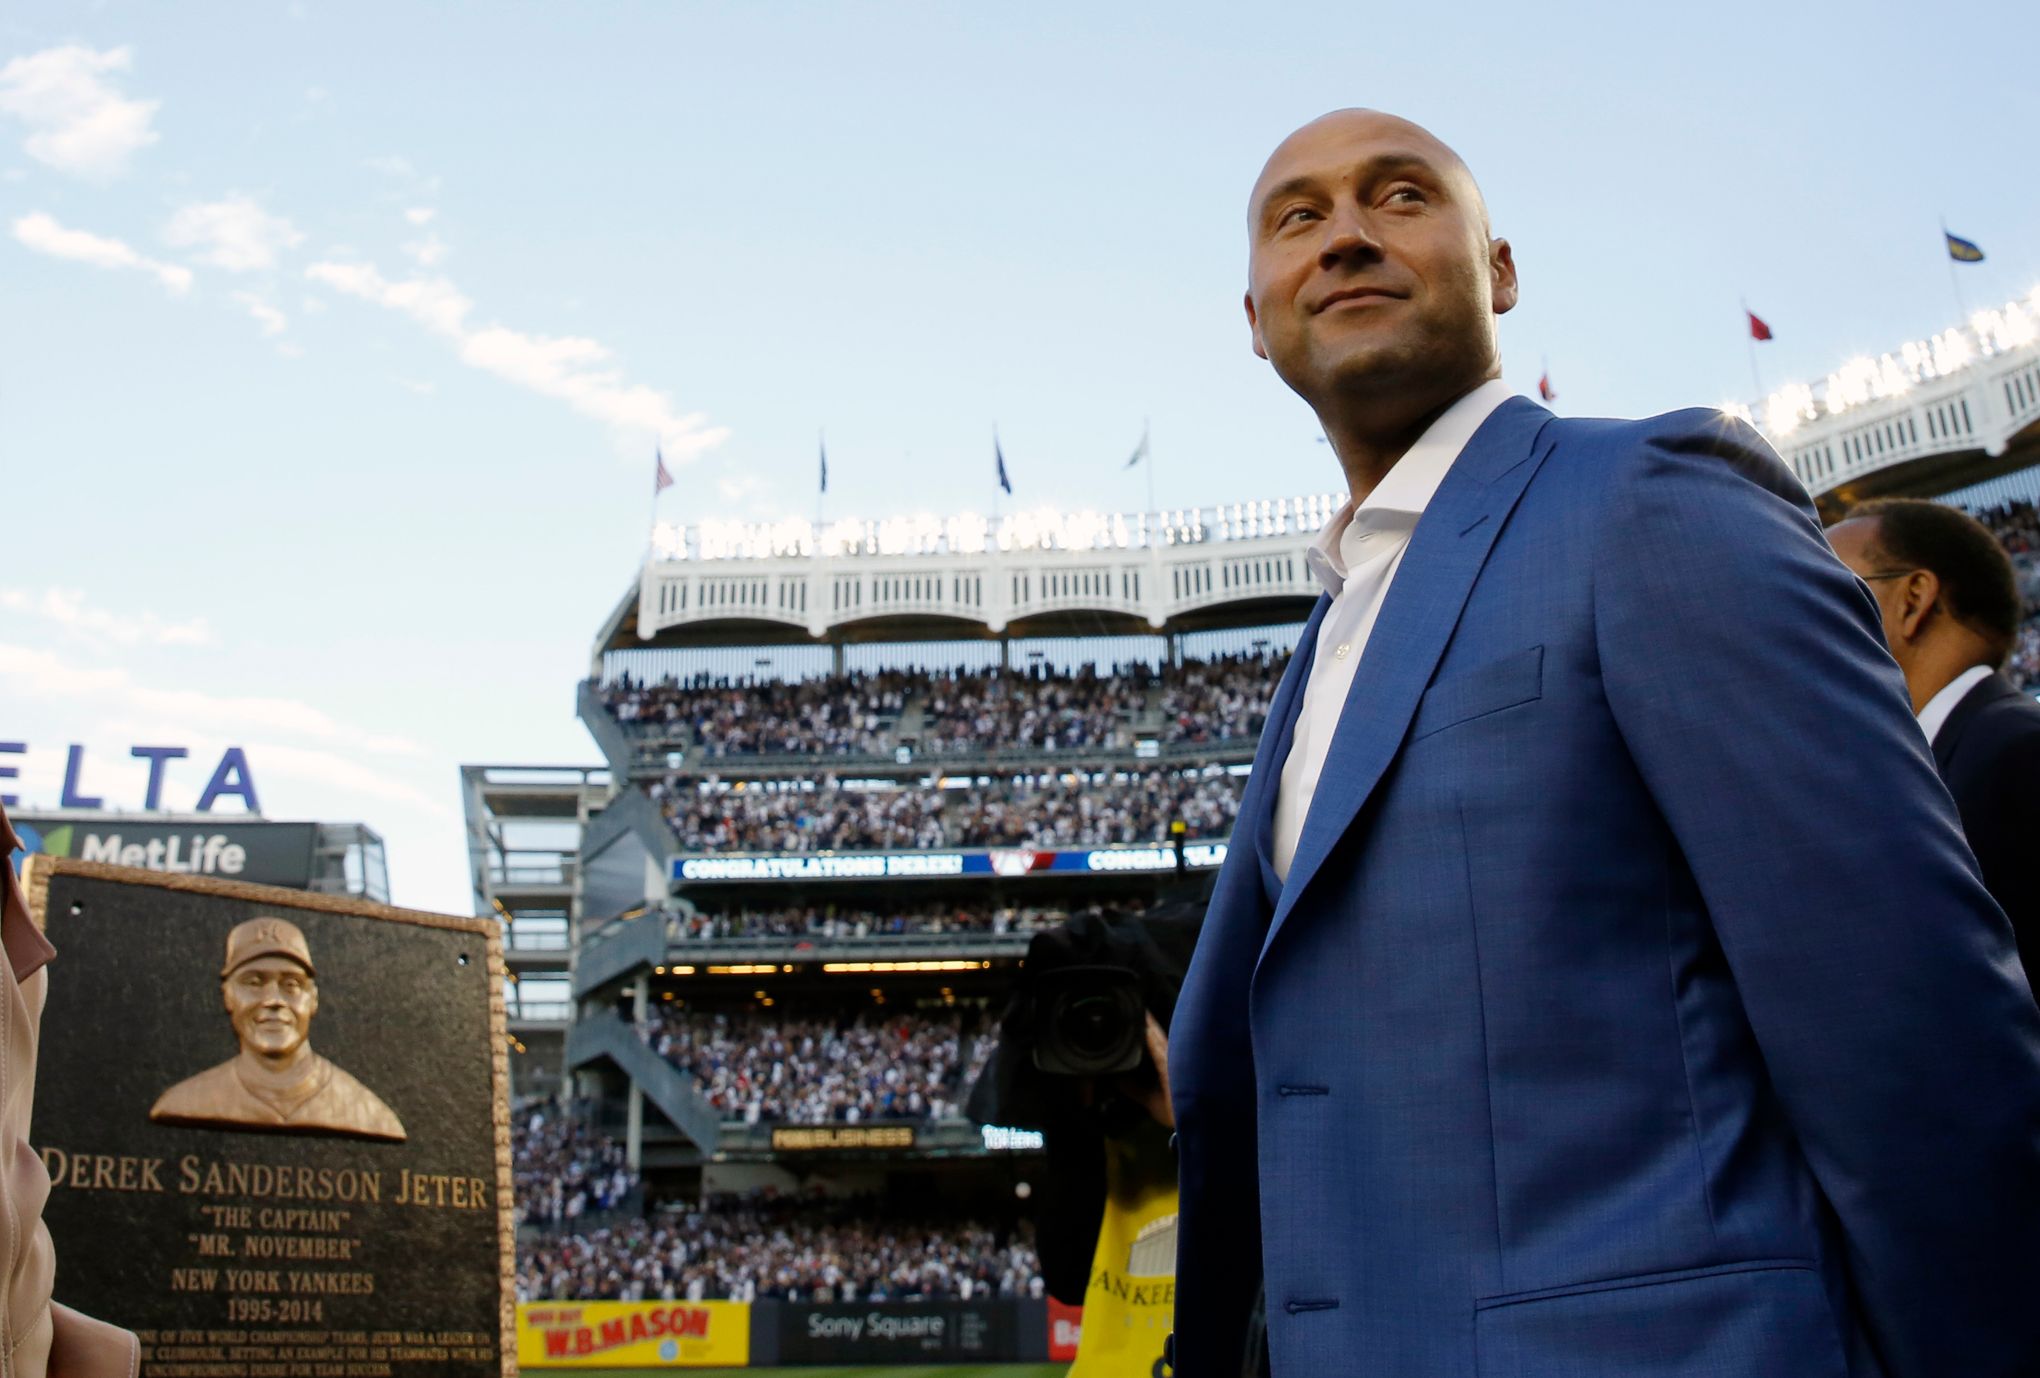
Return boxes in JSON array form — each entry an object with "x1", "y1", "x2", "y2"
[
  {"x1": 822, "y1": 959, "x2": 990, "y2": 973},
  {"x1": 1746, "y1": 290, "x2": 2040, "y2": 438}
]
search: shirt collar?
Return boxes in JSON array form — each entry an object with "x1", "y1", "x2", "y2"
[
  {"x1": 1304, "y1": 378, "x2": 1517, "y2": 596},
  {"x1": 1917, "y1": 662, "x2": 1995, "y2": 744}
]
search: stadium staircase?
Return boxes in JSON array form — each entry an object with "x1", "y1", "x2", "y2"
[
  {"x1": 573, "y1": 908, "x2": 668, "y2": 995},
  {"x1": 565, "y1": 1012, "x2": 728, "y2": 1154},
  {"x1": 891, "y1": 699, "x2": 929, "y2": 753},
  {"x1": 575, "y1": 679, "x2": 638, "y2": 774}
]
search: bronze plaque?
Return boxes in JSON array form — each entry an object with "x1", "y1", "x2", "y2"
[{"x1": 24, "y1": 857, "x2": 514, "y2": 1377}]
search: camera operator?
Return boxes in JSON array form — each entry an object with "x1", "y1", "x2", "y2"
[{"x1": 967, "y1": 887, "x2": 1210, "y2": 1377}]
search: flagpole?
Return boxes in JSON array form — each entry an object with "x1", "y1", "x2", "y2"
[
  {"x1": 1741, "y1": 299, "x2": 1765, "y2": 401},
  {"x1": 815, "y1": 430, "x2": 825, "y2": 558},
  {"x1": 648, "y1": 445, "x2": 661, "y2": 557},
  {"x1": 1941, "y1": 216, "x2": 1971, "y2": 324},
  {"x1": 1143, "y1": 416, "x2": 1156, "y2": 534}
]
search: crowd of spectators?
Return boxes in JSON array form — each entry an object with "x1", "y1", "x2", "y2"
[
  {"x1": 920, "y1": 664, "x2": 1145, "y2": 755},
  {"x1": 600, "y1": 670, "x2": 912, "y2": 756},
  {"x1": 1157, "y1": 652, "x2": 1280, "y2": 744},
  {"x1": 667, "y1": 901, "x2": 1106, "y2": 941},
  {"x1": 512, "y1": 1100, "x2": 638, "y2": 1230},
  {"x1": 599, "y1": 655, "x2": 1294, "y2": 759},
  {"x1": 949, "y1": 769, "x2": 1243, "y2": 848},
  {"x1": 656, "y1": 769, "x2": 1243, "y2": 852},
  {"x1": 656, "y1": 776, "x2": 947, "y2": 852},
  {"x1": 1975, "y1": 500, "x2": 2040, "y2": 560},
  {"x1": 1967, "y1": 501, "x2": 2040, "y2": 690},
  {"x1": 642, "y1": 1009, "x2": 981, "y2": 1124},
  {"x1": 515, "y1": 1193, "x2": 1042, "y2": 1303}
]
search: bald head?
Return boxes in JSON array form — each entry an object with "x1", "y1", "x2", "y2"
[
  {"x1": 1243, "y1": 108, "x2": 1516, "y2": 483},
  {"x1": 1249, "y1": 110, "x2": 1489, "y2": 237}
]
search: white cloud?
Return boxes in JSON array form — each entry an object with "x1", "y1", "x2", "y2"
[
  {"x1": 231, "y1": 289, "x2": 288, "y2": 336},
  {"x1": 0, "y1": 642, "x2": 423, "y2": 759},
  {"x1": 401, "y1": 231, "x2": 446, "y2": 267},
  {"x1": 394, "y1": 377, "x2": 435, "y2": 395},
  {"x1": 403, "y1": 206, "x2": 435, "y2": 226},
  {"x1": 164, "y1": 195, "x2": 303, "y2": 272},
  {"x1": 13, "y1": 211, "x2": 191, "y2": 294},
  {"x1": 305, "y1": 257, "x2": 728, "y2": 457},
  {"x1": 364, "y1": 153, "x2": 439, "y2": 193},
  {"x1": 0, "y1": 587, "x2": 214, "y2": 648},
  {"x1": 0, "y1": 45, "x2": 158, "y2": 180}
]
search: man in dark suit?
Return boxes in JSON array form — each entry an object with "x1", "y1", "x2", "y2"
[
  {"x1": 1166, "y1": 108, "x2": 2040, "y2": 1378},
  {"x1": 1828, "y1": 498, "x2": 2040, "y2": 1000}
]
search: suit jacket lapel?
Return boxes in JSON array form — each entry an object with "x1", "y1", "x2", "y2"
[
  {"x1": 1932, "y1": 670, "x2": 2010, "y2": 773},
  {"x1": 1258, "y1": 397, "x2": 1557, "y2": 969}
]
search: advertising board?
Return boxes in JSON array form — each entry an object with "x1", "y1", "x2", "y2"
[
  {"x1": 14, "y1": 814, "x2": 320, "y2": 889},
  {"x1": 518, "y1": 1301, "x2": 750, "y2": 1368},
  {"x1": 775, "y1": 1300, "x2": 1013, "y2": 1363},
  {"x1": 674, "y1": 840, "x2": 1229, "y2": 884}
]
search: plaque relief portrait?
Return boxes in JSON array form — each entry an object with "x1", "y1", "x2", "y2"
[{"x1": 150, "y1": 916, "x2": 407, "y2": 1142}]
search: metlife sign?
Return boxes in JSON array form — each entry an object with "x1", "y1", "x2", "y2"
[
  {"x1": 10, "y1": 816, "x2": 320, "y2": 890},
  {"x1": 673, "y1": 841, "x2": 1229, "y2": 884}
]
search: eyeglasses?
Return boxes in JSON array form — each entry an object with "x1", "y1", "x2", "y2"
[{"x1": 1859, "y1": 569, "x2": 1920, "y2": 582}]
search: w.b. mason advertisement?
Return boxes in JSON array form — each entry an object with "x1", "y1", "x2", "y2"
[{"x1": 23, "y1": 857, "x2": 514, "y2": 1378}]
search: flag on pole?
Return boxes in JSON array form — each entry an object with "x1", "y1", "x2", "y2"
[
  {"x1": 1124, "y1": 424, "x2": 1151, "y2": 470},
  {"x1": 1746, "y1": 310, "x2": 1774, "y2": 342},
  {"x1": 1537, "y1": 371, "x2": 1556, "y2": 402},
  {"x1": 653, "y1": 447, "x2": 674, "y2": 494},
  {"x1": 1945, "y1": 230, "x2": 1986, "y2": 263},
  {"x1": 995, "y1": 435, "x2": 1013, "y2": 494},
  {"x1": 819, "y1": 437, "x2": 828, "y2": 494}
]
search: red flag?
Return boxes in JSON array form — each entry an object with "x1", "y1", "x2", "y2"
[
  {"x1": 1746, "y1": 310, "x2": 1774, "y2": 342},
  {"x1": 653, "y1": 446, "x2": 674, "y2": 495},
  {"x1": 1537, "y1": 371, "x2": 1556, "y2": 402}
]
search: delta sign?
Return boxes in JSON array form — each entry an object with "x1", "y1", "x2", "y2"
[{"x1": 0, "y1": 743, "x2": 259, "y2": 813}]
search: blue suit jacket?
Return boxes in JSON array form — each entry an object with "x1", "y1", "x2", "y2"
[{"x1": 1168, "y1": 399, "x2": 2040, "y2": 1378}]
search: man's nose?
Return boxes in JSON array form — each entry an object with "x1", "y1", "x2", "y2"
[{"x1": 1318, "y1": 204, "x2": 1383, "y2": 271}]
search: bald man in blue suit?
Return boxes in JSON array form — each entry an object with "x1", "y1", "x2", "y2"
[{"x1": 1165, "y1": 109, "x2": 2040, "y2": 1378}]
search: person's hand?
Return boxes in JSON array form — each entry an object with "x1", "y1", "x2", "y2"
[{"x1": 1116, "y1": 1012, "x2": 1174, "y2": 1129}]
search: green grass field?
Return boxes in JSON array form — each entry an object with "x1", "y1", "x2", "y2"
[{"x1": 558, "y1": 1368, "x2": 1065, "y2": 1377}]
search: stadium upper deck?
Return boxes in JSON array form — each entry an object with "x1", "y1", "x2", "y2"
[
  {"x1": 1733, "y1": 287, "x2": 2040, "y2": 513},
  {"x1": 586, "y1": 286, "x2": 2040, "y2": 673}
]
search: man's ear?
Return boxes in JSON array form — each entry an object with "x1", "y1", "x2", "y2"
[
  {"x1": 1245, "y1": 290, "x2": 1268, "y2": 360},
  {"x1": 1897, "y1": 568, "x2": 1943, "y2": 642},
  {"x1": 1490, "y1": 238, "x2": 1519, "y2": 316}
]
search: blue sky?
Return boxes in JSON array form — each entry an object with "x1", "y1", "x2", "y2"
[{"x1": 3, "y1": 0, "x2": 2036, "y2": 913}]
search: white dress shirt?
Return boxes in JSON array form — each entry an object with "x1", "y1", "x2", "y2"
[
  {"x1": 1916, "y1": 663, "x2": 1993, "y2": 745},
  {"x1": 1272, "y1": 379, "x2": 1516, "y2": 881}
]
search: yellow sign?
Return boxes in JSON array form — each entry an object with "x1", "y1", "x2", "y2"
[
  {"x1": 518, "y1": 1300, "x2": 750, "y2": 1368},
  {"x1": 769, "y1": 1124, "x2": 916, "y2": 1150},
  {"x1": 1071, "y1": 1123, "x2": 1178, "y2": 1378}
]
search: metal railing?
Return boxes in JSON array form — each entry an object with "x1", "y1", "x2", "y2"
[
  {"x1": 661, "y1": 929, "x2": 1033, "y2": 951},
  {"x1": 506, "y1": 930, "x2": 572, "y2": 951},
  {"x1": 490, "y1": 864, "x2": 576, "y2": 886},
  {"x1": 653, "y1": 735, "x2": 1259, "y2": 776}
]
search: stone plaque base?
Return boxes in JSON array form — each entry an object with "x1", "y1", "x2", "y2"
[{"x1": 23, "y1": 858, "x2": 514, "y2": 1377}]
